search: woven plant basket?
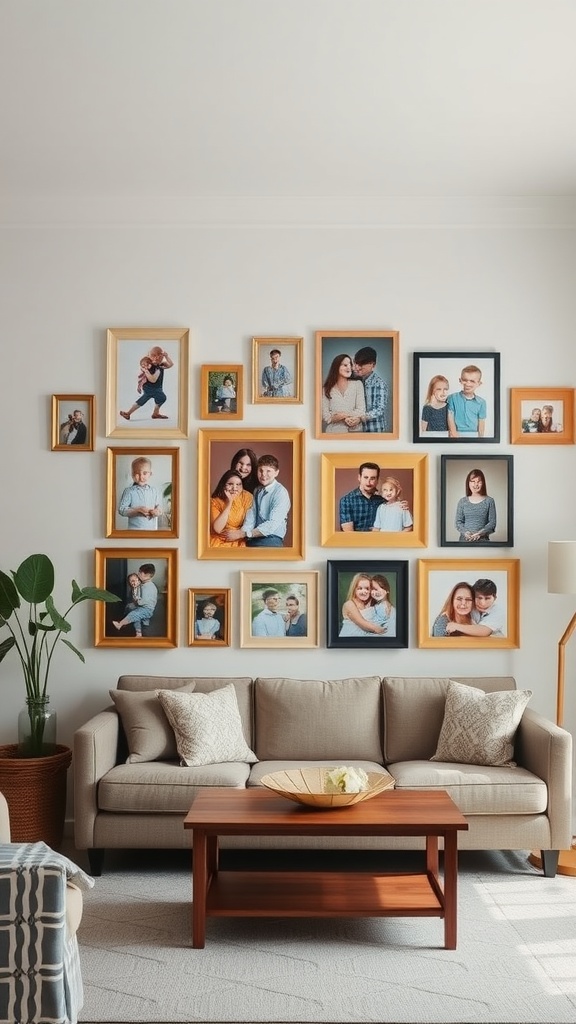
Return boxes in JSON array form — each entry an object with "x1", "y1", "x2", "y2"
[{"x1": 0, "y1": 743, "x2": 72, "y2": 849}]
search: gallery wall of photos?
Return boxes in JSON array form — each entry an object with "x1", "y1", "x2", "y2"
[{"x1": 51, "y1": 326, "x2": 575, "y2": 655}]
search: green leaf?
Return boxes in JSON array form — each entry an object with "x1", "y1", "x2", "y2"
[
  {"x1": 45, "y1": 595, "x2": 72, "y2": 632},
  {"x1": 14, "y1": 554, "x2": 55, "y2": 603},
  {"x1": 77, "y1": 585, "x2": 121, "y2": 603},
  {"x1": 71, "y1": 580, "x2": 82, "y2": 602},
  {"x1": 0, "y1": 636, "x2": 16, "y2": 663},
  {"x1": 61, "y1": 637, "x2": 85, "y2": 662},
  {"x1": 0, "y1": 570, "x2": 20, "y2": 619}
]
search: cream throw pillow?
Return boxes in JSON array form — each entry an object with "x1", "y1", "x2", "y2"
[
  {"x1": 110, "y1": 683, "x2": 196, "y2": 763},
  {"x1": 431, "y1": 680, "x2": 532, "y2": 767},
  {"x1": 156, "y1": 684, "x2": 257, "y2": 767}
]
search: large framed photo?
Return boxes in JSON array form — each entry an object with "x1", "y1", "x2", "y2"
[
  {"x1": 412, "y1": 351, "x2": 501, "y2": 443},
  {"x1": 106, "y1": 447, "x2": 179, "y2": 539},
  {"x1": 94, "y1": 548, "x2": 178, "y2": 647},
  {"x1": 510, "y1": 387, "x2": 575, "y2": 444},
  {"x1": 240, "y1": 571, "x2": 319, "y2": 648},
  {"x1": 440, "y1": 455, "x2": 513, "y2": 548},
  {"x1": 197, "y1": 428, "x2": 305, "y2": 560},
  {"x1": 326, "y1": 559, "x2": 409, "y2": 649},
  {"x1": 417, "y1": 558, "x2": 520, "y2": 649},
  {"x1": 321, "y1": 452, "x2": 428, "y2": 548},
  {"x1": 200, "y1": 364, "x2": 243, "y2": 420},
  {"x1": 51, "y1": 394, "x2": 94, "y2": 451},
  {"x1": 188, "y1": 588, "x2": 231, "y2": 646},
  {"x1": 106, "y1": 327, "x2": 189, "y2": 439},
  {"x1": 315, "y1": 330, "x2": 399, "y2": 440},
  {"x1": 252, "y1": 336, "x2": 303, "y2": 404}
]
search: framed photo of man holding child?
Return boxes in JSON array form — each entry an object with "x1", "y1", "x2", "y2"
[
  {"x1": 315, "y1": 330, "x2": 399, "y2": 440},
  {"x1": 440, "y1": 454, "x2": 513, "y2": 548},
  {"x1": 197, "y1": 428, "x2": 305, "y2": 560},
  {"x1": 106, "y1": 447, "x2": 179, "y2": 539},
  {"x1": 412, "y1": 351, "x2": 501, "y2": 443},
  {"x1": 51, "y1": 394, "x2": 95, "y2": 451},
  {"x1": 326, "y1": 559, "x2": 409, "y2": 649},
  {"x1": 188, "y1": 588, "x2": 231, "y2": 646},
  {"x1": 320, "y1": 452, "x2": 428, "y2": 548},
  {"x1": 94, "y1": 548, "x2": 178, "y2": 648},
  {"x1": 509, "y1": 387, "x2": 575, "y2": 445},
  {"x1": 240, "y1": 571, "x2": 319, "y2": 648},
  {"x1": 417, "y1": 558, "x2": 520, "y2": 649},
  {"x1": 106, "y1": 327, "x2": 189, "y2": 439}
]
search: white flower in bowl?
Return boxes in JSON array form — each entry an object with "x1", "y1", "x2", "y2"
[{"x1": 324, "y1": 766, "x2": 369, "y2": 794}]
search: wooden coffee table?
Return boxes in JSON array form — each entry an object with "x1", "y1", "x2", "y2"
[{"x1": 184, "y1": 787, "x2": 468, "y2": 949}]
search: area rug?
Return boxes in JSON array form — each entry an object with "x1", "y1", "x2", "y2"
[{"x1": 76, "y1": 848, "x2": 576, "y2": 1023}]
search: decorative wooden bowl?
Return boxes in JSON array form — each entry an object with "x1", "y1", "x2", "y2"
[{"x1": 259, "y1": 767, "x2": 395, "y2": 808}]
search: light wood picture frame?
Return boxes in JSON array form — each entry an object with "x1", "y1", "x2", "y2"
[
  {"x1": 106, "y1": 447, "x2": 179, "y2": 539},
  {"x1": 94, "y1": 547, "x2": 178, "y2": 648},
  {"x1": 200, "y1": 364, "x2": 243, "y2": 420},
  {"x1": 320, "y1": 452, "x2": 428, "y2": 548},
  {"x1": 440, "y1": 454, "x2": 513, "y2": 547},
  {"x1": 315, "y1": 329, "x2": 399, "y2": 440},
  {"x1": 240, "y1": 571, "x2": 319, "y2": 648},
  {"x1": 106, "y1": 327, "x2": 189, "y2": 439},
  {"x1": 252, "y1": 336, "x2": 303, "y2": 404},
  {"x1": 417, "y1": 558, "x2": 520, "y2": 649},
  {"x1": 509, "y1": 387, "x2": 575, "y2": 444},
  {"x1": 51, "y1": 394, "x2": 95, "y2": 451},
  {"x1": 187, "y1": 588, "x2": 231, "y2": 646},
  {"x1": 412, "y1": 351, "x2": 501, "y2": 443}
]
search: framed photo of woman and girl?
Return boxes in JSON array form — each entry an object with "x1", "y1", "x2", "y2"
[
  {"x1": 326, "y1": 560, "x2": 409, "y2": 649},
  {"x1": 417, "y1": 558, "x2": 520, "y2": 649}
]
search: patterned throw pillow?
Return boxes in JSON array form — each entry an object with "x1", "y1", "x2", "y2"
[
  {"x1": 431, "y1": 680, "x2": 532, "y2": 767},
  {"x1": 156, "y1": 684, "x2": 257, "y2": 767},
  {"x1": 110, "y1": 683, "x2": 196, "y2": 763}
]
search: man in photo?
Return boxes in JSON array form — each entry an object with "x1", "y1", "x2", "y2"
[
  {"x1": 261, "y1": 348, "x2": 292, "y2": 398},
  {"x1": 284, "y1": 593, "x2": 307, "y2": 636},
  {"x1": 345, "y1": 345, "x2": 389, "y2": 433},
  {"x1": 339, "y1": 462, "x2": 383, "y2": 531},
  {"x1": 445, "y1": 578, "x2": 505, "y2": 638},
  {"x1": 60, "y1": 409, "x2": 87, "y2": 445},
  {"x1": 251, "y1": 588, "x2": 286, "y2": 637}
]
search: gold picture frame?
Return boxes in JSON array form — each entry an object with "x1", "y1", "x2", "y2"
[
  {"x1": 106, "y1": 327, "x2": 189, "y2": 439},
  {"x1": 94, "y1": 547, "x2": 178, "y2": 648},
  {"x1": 51, "y1": 394, "x2": 95, "y2": 451},
  {"x1": 417, "y1": 558, "x2": 520, "y2": 649},
  {"x1": 200, "y1": 364, "x2": 243, "y2": 420},
  {"x1": 252, "y1": 336, "x2": 303, "y2": 404},
  {"x1": 240, "y1": 571, "x2": 319, "y2": 648},
  {"x1": 106, "y1": 446, "x2": 179, "y2": 539},
  {"x1": 187, "y1": 588, "x2": 231, "y2": 646},
  {"x1": 315, "y1": 329, "x2": 399, "y2": 440},
  {"x1": 510, "y1": 387, "x2": 575, "y2": 444},
  {"x1": 320, "y1": 452, "x2": 428, "y2": 547},
  {"x1": 197, "y1": 428, "x2": 305, "y2": 560}
]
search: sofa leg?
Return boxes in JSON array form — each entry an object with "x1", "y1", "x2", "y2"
[
  {"x1": 541, "y1": 850, "x2": 559, "y2": 878},
  {"x1": 88, "y1": 848, "x2": 105, "y2": 876}
]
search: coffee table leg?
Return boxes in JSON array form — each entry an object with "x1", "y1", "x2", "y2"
[
  {"x1": 426, "y1": 835, "x2": 439, "y2": 877},
  {"x1": 192, "y1": 828, "x2": 207, "y2": 948},
  {"x1": 443, "y1": 832, "x2": 458, "y2": 950}
]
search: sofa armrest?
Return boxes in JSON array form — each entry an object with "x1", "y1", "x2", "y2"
[
  {"x1": 73, "y1": 707, "x2": 120, "y2": 850},
  {"x1": 516, "y1": 707, "x2": 573, "y2": 849}
]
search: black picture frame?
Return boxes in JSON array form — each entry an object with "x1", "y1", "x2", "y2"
[
  {"x1": 412, "y1": 351, "x2": 501, "y2": 443},
  {"x1": 440, "y1": 454, "x2": 514, "y2": 548},
  {"x1": 326, "y1": 559, "x2": 409, "y2": 649}
]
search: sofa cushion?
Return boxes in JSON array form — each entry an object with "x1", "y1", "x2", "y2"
[
  {"x1": 388, "y1": 760, "x2": 547, "y2": 815},
  {"x1": 254, "y1": 676, "x2": 383, "y2": 761},
  {"x1": 98, "y1": 761, "x2": 251, "y2": 813},
  {"x1": 431, "y1": 681, "x2": 532, "y2": 767},
  {"x1": 110, "y1": 683, "x2": 196, "y2": 763},
  {"x1": 156, "y1": 685, "x2": 257, "y2": 767}
]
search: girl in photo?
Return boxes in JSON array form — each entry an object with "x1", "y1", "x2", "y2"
[
  {"x1": 455, "y1": 468, "x2": 496, "y2": 543},
  {"x1": 339, "y1": 573, "x2": 387, "y2": 637},
  {"x1": 420, "y1": 374, "x2": 449, "y2": 433},
  {"x1": 369, "y1": 574, "x2": 396, "y2": 637},
  {"x1": 210, "y1": 470, "x2": 253, "y2": 547},
  {"x1": 372, "y1": 477, "x2": 413, "y2": 532}
]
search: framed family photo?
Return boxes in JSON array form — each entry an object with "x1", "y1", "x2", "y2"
[
  {"x1": 106, "y1": 447, "x2": 179, "y2": 539},
  {"x1": 106, "y1": 327, "x2": 189, "y2": 439},
  {"x1": 197, "y1": 428, "x2": 305, "y2": 560},
  {"x1": 440, "y1": 455, "x2": 513, "y2": 548},
  {"x1": 252, "y1": 336, "x2": 303, "y2": 404},
  {"x1": 412, "y1": 351, "x2": 501, "y2": 443},
  {"x1": 94, "y1": 547, "x2": 178, "y2": 648},
  {"x1": 200, "y1": 364, "x2": 243, "y2": 420},
  {"x1": 320, "y1": 452, "x2": 428, "y2": 548},
  {"x1": 509, "y1": 387, "x2": 575, "y2": 444},
  {"x1": 326, "y1": 559, "x2": 409, "y2": 649},
  {"x1": 187, "y1": 588, "x2": 231, "y2": 646},
  {"x1": 315, "y1": 329, "x2": 399, "y2": 440},
  {"x1": 240, "y1": 571, "x2": 319, "y2": 648},
  {"x1": 417, "y1": 558, "x2": 520, "y2": 649},
  {"x1": 51, "y1": 394, "x2": 94, "y2": 451}
]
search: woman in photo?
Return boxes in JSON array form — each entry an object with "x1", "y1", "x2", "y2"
[
  {"x1": 339, "y1": 573, "x2": 387, "y2": 637},
  {"x1": 321, "y1": 354, "x2": 366, "y2": 433},
  {"x1": 210, "y1": 470, "x2": 253, "y2": 547},
  {"x1": 432, "y1": 581, "x2": 474, "y2": 636},
  {"x1": 454, "y1": 468, "x2": 496, "y2": 543},
  {"x1": 229, "y1": 448, "x2": 259, "y2": 493}
]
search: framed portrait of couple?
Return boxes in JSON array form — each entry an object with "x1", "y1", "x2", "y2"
[
  {"x1": 315, "y1": 330, "x2": 399, "y2": 440},
  {"x1": 240, "y1": 571, "x2": 319, "y2": 649},
  {"x1": 417, "y1": 558, "x2": 520, "y2": 649},
  {"x1": 509, "y1": 387, "x2": 575, "y2": 444},
  {"x1": 326, "y1": 560, "x2": 409, "y2": 649},
  {"x1": 412, "y1": 351, "x2": 501, "y2": 444}
]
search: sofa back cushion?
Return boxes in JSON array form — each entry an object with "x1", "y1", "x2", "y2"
[
  {"x1": 254, "y1": 676, "x2": 383, "y2": 761},
  {"x1": 382, "y1": 676, "x2": 517, "y2": 763}
]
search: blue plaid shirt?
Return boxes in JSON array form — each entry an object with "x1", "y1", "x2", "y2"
[
  {"x1": 339, "y1": 488, "x2": 384, "y2": 530},
  {"x1": 362, "y1": 370, "x2": 389, "y2": 432}
]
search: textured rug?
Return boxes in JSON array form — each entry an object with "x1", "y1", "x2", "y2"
[{"x1": 75, "y1": 847, "x2": 576, "y2": 1024}]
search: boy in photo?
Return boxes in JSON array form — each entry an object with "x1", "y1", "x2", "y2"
[{"x1": 447, "y1": 364, "x2": 486, "y2": 437}]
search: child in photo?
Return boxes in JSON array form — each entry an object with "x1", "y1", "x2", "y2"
[
  {"x1": 420, "y1": 374, "x2": 449, "y2": 433},
  {"x1": 195, "y1": 600, "x2": 221, "y2": 639},
  {"x1": 215, "y1": 376, "x2": 236, "y2": 412},
  {"x1": 447, "y1": 364, "x2": 486, "y2": 437},
  {"x1": 112, "y1": 563, "x2": 158, "y2": 636},
  {"x1": 371, "y1": 477, "x2": 413, "y2": 532},
  {"x1": 369, "y1": 574, "x2": 396, "y2": 637}
]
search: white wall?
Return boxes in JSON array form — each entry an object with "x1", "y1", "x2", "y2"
[{"x1": 2, "y1": 199, "x2": 576, "y2": 772}]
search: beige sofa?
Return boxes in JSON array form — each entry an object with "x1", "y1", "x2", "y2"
[{"x1": 73, "y1": 674, "x2": 572, "y2": 877}]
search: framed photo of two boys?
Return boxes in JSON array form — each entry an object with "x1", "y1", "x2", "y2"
[{"x1": 413, "y1": 351, "x2": 501, "y2": 443}]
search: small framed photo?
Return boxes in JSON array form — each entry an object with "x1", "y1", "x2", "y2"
[
  {"x1": 252, "y1": 337, "x2": 302, "y2": 404},
  {"x1": 106, "y1": 447, "x2": 179, "y2": 539},
  {"x1": 51, "y1": 394, "x2": 94, "y2": 451},
  {"x1": 315, "y1": 330, "x2": 399, "y2": 440},
  {"x1": 197, "y1": 428, "x2": 305, "y2": 560},
  {"x1": 240, "y1": 571, "x2": 319, "y2": 648},
  {"x1": 106, "y1": 327, "x2": 189, "y2": 439},
  {"x1": 440, "y1": 455, "x2": 513, "y2": 548},
  {"x1": 412, "y1": 351, "x2": 501, "y2": 443},
  {"x1": 320, "y1": 452, "x2": 428, "y2": 548},
  {"x1": 94, "y1": 547, "x2": 178, "y2": 648},
  {"x1": 187, "y1": 588, "x2": 231, "y2": 646},
  {"x1": 200, "y1": 364, "x2": 243, "y2": 420},
  {"x1": 326, "y1": 559, "x2": 408, "y2": 649},
  {"x1": 510, "y1": 387, "x2": 575, "y2": 444},
  {"x1": 417, "y1": 558, "x2": 520, "y2": 649}
]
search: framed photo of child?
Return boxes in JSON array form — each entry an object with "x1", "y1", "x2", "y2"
[
  {"x1": 106, "y1": 327, "x2": 189, "y2": 439},
  {"x1": 509, "y1": 387, "x2": 575, "y2": 445},
  {"x1": 417, "y1": 558, "x2": 520, "y2": 649},
  {"x1": 440, "y1": 454, "x2": 513, "y2": 548},
  {"x1": 315, "y1": 330, "x2": 399, "y2": 440},
  {"x1": 106, "y1": 447, "x2": 179, "y2": 539},
  {"x1": 326, "y1": 559, "x2": 409, "y2": 649},
  {"x1": 412, "y1": 352, "x2": 501, "y2": 444},
  {"x1": 188, "y1": 588, "x2": 231, "y2": 646},
  {"x1": 240, "y1": 571, "x2": 319, "y2": 648},
  {"x1": 94, "y1": 548, "x2": 178, "y2": 648},
  {"x1": 51, "y1": 394, "x2": 95, "y2": 451},
  {"x1": 252, "y1": 337, "x2": 303, "y2": 405},
  {"x1": 200, "y1": 364, "x2": 243, "y2": 420}
]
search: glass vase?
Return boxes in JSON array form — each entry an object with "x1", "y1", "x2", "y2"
[{"x1": 17, "y1": 698, "x2": 57, "y2": 757}]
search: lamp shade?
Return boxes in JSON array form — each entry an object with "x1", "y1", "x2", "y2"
[{"x1": 548, "y1": 541, "x2": 576, "y2": 595}]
